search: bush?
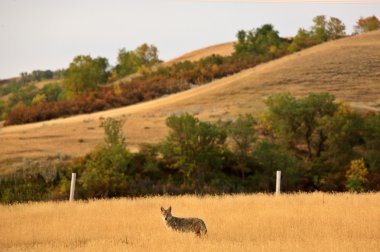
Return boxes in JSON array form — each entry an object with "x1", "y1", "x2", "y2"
[
  {"x1": 78, "y1": 118, "x2": 131, "y2": 198},
  {"x1": 346, "y1": 159, "x2": 368, "y2": 192},
  {"x1": 161, "y1": 114, "x2": 227, "y2": 191}
]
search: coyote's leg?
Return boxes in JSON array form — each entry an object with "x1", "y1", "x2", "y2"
[{"x1": 195, "y1": 225, "x2": 201, "y2": 237}]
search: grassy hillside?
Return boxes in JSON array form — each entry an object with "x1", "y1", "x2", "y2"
[
  {"x1": 1, "y1": 31, "x2": 380, "y2": 174},
  {"x1": 164, "y1": 42, "x2": 234, "y2": 65},
  {"x1": 1, "y1": 193, "x2": 379, "y2": 251}
]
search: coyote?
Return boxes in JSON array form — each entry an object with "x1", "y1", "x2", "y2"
[{"x1": 160, "y1": 206, "x2": 207, "y2": 237}]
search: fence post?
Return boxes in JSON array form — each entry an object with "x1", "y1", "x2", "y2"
[
  {"x1": 70, "y1": 173, "x2": 76, "y2": 201},
  {"x1": 276, "y1": 170, "x2": 281, "y2": 195}
]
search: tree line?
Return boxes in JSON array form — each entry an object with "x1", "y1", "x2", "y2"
[
  {"x1": 2, "y1": 15, "x2": 379, "y2": 125},
  {"x1": 1, "y1": 93, "x2": 379, "y2": 203}
]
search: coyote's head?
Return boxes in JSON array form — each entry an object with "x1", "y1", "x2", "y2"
[{"x1": 161, "y1": 206, "x2": 172, "y2": 221}]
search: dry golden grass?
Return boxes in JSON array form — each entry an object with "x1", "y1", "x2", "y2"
[
  {"x1": 1, "y1": 31, "x2": 380, "y2": 174},
  {"x1": 164, "y1": 42, "x2": 234, "y2": 65},
  {"x1": 0, "y1": 193, "x2": 379, "y2": 251}
]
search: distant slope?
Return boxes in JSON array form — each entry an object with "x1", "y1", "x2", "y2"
[
  {"x1": 1, "y1": 31, "x2": 380, "y2": 174},
  {"x1": 112, "y1": 42, "x2": 235, "y2": 85},
  {"x1": 0, "y1": 77, "x2": 19, "y2": 86},
  {"x1": 164, "y1": 42, "x2": 235, "y2": 65}
]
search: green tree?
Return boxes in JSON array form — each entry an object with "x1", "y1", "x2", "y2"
[
  {"x1": 79, "y1": 118, "x2": 130, "y2": 198},
  {"x1": 363, "y1": 113, "x2": 380, "y2": 176},
  {"x1": 115, "y1": 44, "x2": 160, "y2": 78},
  {"x1": 0, "y1": 100, "x2": 6, "y2": 120},
  {"x1": 161, "y1": 114, "x2": 227, "y2": 190},
  {"x1": 135, "y1": 43, "x2": 160, "y2": 66},
  {"x1": 288, "y1": 28, "x2": 318, "y2": 52},
  {"x1": 312, "y1": 15, "x2": 329, "y2": 43},
  {"x1": 319, "y1": 106, "x2": 363, "y2": 164},
  {"x1": 30, "y1": 70, "x2": 53, "y2": 81},
  {"x1": 40, "y1": 83, "x2": 64, "y2": 101},
  {"x1": 313, "y1": 106, "x2": 363, "y2": 190},
  {"x1": 64, "y1": 55, "x2": 109, "y2": 96},
  {"x1": 354, "y1": 15, "x2": 380, "y2": 34},
  {"x1": 311, "y1": 15, "x2": 346, "y2": 42},
  {"x1": 252, "y1": 24, "x2": 281, "y2": 54},
  {"x1": 227, "y1": 114, "x2": 256, "y2": 178},
  {"x1": 234, "y1": 30, "x2": 248, "y2": 55},
  {"x1": 233, "y1": 24, "x2": 282, "y2": 56},
  {"x1": 115, "y1": 48, "x2": 142, "y2": 77},
  {"x1": 327, "y1": 17, "x2": 346, "y2": 40},
  {"x1": 8, "y1": 83, "x2": 39, "y2": 107},
  {"x1": 265, "y1": 93, "x2": 338, "y2": 160}
]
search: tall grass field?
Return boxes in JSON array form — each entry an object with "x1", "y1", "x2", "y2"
[{"x1": 1, "y1": 193, "x2": 379, "y2": 251}]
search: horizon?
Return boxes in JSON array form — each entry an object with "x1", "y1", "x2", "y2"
[{"x1": 0, "y1": 0, "x2": 379, "y2": 79}]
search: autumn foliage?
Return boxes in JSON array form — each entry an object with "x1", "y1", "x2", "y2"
[
  {"x1": 4, "y1": 53, "x2": 272, "y2": 126},
  {"x1": 5, "y1": 76, "x2": 182, "y2": 125}
]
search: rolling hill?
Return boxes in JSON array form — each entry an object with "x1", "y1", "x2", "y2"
[
  {"x1": 1, "y1": 31, "x2": 380, "y2": 175},
  {"x1": 164, "y1": 42, "x2": 234, "y2": 65}
]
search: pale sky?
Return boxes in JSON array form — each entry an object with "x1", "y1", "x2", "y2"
[{"x1": 0, "y1": 0, "x2": 379, "y2": 79}]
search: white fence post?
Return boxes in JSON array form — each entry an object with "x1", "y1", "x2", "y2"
[
  {"x1": 276, "y1": 170, "x2": 281, "y2": 195},
  {"x1": 70, "y1": 173, "x2": 76, "y2": 201}
]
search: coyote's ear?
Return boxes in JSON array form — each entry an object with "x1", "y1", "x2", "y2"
[
  {"x1": 168, "y1": 206, "x2": 172, "y2": 212},
  {"x1": 160, "y1": 207, "x2": 165, "y2": 212}
]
